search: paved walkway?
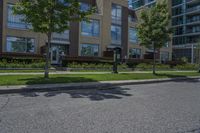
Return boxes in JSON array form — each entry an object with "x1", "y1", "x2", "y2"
[{"x1": 0, "y1": 71, "x2": 196, "y2": 76}]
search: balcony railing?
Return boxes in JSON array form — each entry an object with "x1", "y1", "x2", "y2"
[
  {"x1": 186, "y1": 5, "x2": 200, "y2": 13},
  {"x1": 187, "y1": 17, "x2": 200, "y2": 24},
  {"x1": 185, "y1": 30, "x2": 200, "y2": 34}
]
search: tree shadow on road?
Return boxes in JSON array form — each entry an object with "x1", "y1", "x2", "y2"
[
  {"x1": 46, "y1": 87, "x2": 132, "y2": 101},
  {"x1": 20, "y1": 87, "x2": 133, "y2": 101}
]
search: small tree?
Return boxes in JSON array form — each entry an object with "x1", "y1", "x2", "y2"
[
  {"x1": 136, "y1": 0, "x2": 172, "y2": 74},
  {"x1": 13, "y1": 0, "x2": 95, "y2": 78}
]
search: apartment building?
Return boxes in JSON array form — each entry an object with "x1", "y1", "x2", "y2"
[
  {"x1": 172, "y1": 0, "x2": 200, "y2": 63},
  {"x1": 128, "y1": 0, "x2": 172, "y2": 62},
  {"x1": 0, "y1": 0, "x2": 172, "y2": 64}
]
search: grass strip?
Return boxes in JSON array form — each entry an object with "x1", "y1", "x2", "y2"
[{"x1": 0, "y1": 72, "x2": 199, "y2": 86}]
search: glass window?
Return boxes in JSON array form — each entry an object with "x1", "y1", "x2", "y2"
[
  {"x1": 129, "y1": 48, "x2": 141, "y2": 59},
  {"x1": 81, "y1": 44, "x2": 99, "y2": 57},
  {"x1": 6, "y1": 36, "x2": 35, "y2": 53},
  {"x1": 81, "y1": 19, "x2": 100, "y2": 37},
  {"x1": 129, "y1": 28, "x2": 138, "y2": 43},
  {"x1": 172, "y1": 0, "x2": 183, "y2": 6},
  {"x1": 7, "y1": 4, "x2": 31, "y2": 29},
  {"x1": 172, "y1": 6, "x2": 184, "y2": 16},
  {"x1": 160, "y1": 51, "x2": 169, "y2": 62},
  {"x1": 80, "y1": 2, "x2": 91, "y2": 11},
  {"x1": 128, "y1": 15, "x2": 137, "y2": 22},
  {"x1": 111, "y1": 25, "x2": 121, "y2": 44},
  {"x1": 112, "y1": 4, "x2": 122, "y2": 19},
  {"x1": 163, "y1": 42, "x2": 169, "y2": 48},
  {"x1": 129, "y1": 0, "x2": 144, "y2": 9},
  {"x1": 111, "y1": 4, "x2": 122, "y2": 24}
]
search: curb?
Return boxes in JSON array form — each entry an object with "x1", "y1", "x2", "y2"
[{"x1": 0, "y1": 77, "x2": 199, "y2": 95}]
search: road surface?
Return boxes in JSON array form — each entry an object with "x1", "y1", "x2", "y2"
[{"x1": 0, "y1": 79, "x2": 200, "y2": 133}]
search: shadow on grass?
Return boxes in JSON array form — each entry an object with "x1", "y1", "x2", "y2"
[
  {"x1": 155, "y1": 73, "x2": 187, "y2": 78},
  {"x1": 20, "y1": 87, "x2": 132, "y2": 101},
  {"x1": 18, "y1": 76, "x2": 97, "y2": 85}
]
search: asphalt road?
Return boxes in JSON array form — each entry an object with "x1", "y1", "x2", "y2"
[{"x1": 0, "y1": 79, "x2": 200, "y2": 133}]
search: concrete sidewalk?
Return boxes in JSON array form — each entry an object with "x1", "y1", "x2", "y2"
[
  {"x1": 0, "y1": 71, "x2": 196, "y2": 76},
  {"x1": 0, "y1": 77, "x2": 199, "y2": 94}
]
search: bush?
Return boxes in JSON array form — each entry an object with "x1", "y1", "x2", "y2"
[
  {"x1": 135, "y1": 63, "x2": 152, "y2": 70},
  {"x1": 174, "y1": 64, "x2": 199, "y2": 70},
  {"x1": 181, "y1": 57, "x2": 189, "y2": 64},
  {"x1": 0, "y1": 59, "x2": 46, "y2": 68},
  {"x1": 65, "y1": 62, "x2": 128, "y2": 70}
]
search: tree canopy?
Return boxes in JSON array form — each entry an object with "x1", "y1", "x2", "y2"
[
  {"x1": 13, "y1": 0, "x2": 95, "y2": 35},
  {"x1": 13, "y1": 0, "x2": 95, "y2": 78},
  {"x1": 136, "y1": 0, "x2": 172, "y2": 49}
]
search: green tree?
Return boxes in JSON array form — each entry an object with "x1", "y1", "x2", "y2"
[
  {"x1": 136, "y1": 0, "x2": 172, "y2": 74},
  {"x1": 13, "y1": 0, "x2": 95, "y2": 78}
]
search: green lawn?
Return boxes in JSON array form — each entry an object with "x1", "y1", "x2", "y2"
[{"x1": 0, "y1": 72, "x2": 199, "y2": 86}]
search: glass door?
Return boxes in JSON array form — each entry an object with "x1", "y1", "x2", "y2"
[{"x1": 51, "y1": 46, "x2": 59, "y2": 64}]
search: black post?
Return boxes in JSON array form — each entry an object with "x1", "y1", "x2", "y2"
[
  {"x1": 152, "y1": 41, "x2": 156, "y2": 75},
  {"x1": 113, "y1": 49, "x2": 118, "y2": 74}
]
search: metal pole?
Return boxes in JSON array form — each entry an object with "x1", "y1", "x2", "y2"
[
  {"x1": 112, "y1": 49, "x2": 118, "y2": 74},
  {"x1": 191, "y1": 44, "x2": 194, "y2": 64}
]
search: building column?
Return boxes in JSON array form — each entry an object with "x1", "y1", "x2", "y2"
[
  {"x1": 69, "y1": 22, "x2": 80, "y2": 57},
  {"x1": 121, "y1": 7, "x2": 129, "y2": 59},
  {"x1": 0, "y1": 0, "x2": 3, "y2": 53}
]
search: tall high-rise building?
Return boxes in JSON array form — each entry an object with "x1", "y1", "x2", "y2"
[
  {"x1": 128, "y1": 0, "x2": 156, "y2": 10},
  {"x1": 172, "y1": 0, "x2": 200, "y2": 63}
]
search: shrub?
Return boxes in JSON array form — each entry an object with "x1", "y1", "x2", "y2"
[
  {"x1": 135, "y1": 63, "x2": 152, "y2": 70},
  {"x1": 181, "y1": 57, "x2": 189, "y2": 64},
  {"x1": 0, "y1": 59, "x2": 46, "y2": 68},
  {"x1": 174, "y1": 64, "x2": 198, "y2": 70}
]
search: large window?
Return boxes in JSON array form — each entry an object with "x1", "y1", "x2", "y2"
[
  {"x1": 111, "y1": 4, "x2": 122, "y2": 24},
  {"x1": 172, "y1": 6, "x2": 184, "y2": 16},
  {"x1": 172, "y1": 16, "x2": 183, "y2": 26},
  {"x1": 7, "y1": 4, "x2": 31, "y2": 29},
  {"x1": 6, "y1": 37, "x2": 35, "y2": 53},
  {"x1": 129, "y1": 28, "x2": 138, "y2": 43},
  {"x1": 81, "y1": 44, "x2": 99, "y2": 57},
  {"x1": 81, "y1": 19, "x2": 100, "y2": 37},
  {"x1": 111, "y1": 25, "x2": 121, "y2": 44},
  {"x1": 129, "y1": 48, "x2": 141, "y2": 59},
  {"x1": 129, "y1": 0, "x2": 144, "y2": 9}
]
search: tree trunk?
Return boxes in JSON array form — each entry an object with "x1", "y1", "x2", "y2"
[
  {"x1": 44, "y1": 33, "x2": 51, "y2": 79},
  {"x1": 152, "y1": 41, "x2": 156, "y2": 75}
]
